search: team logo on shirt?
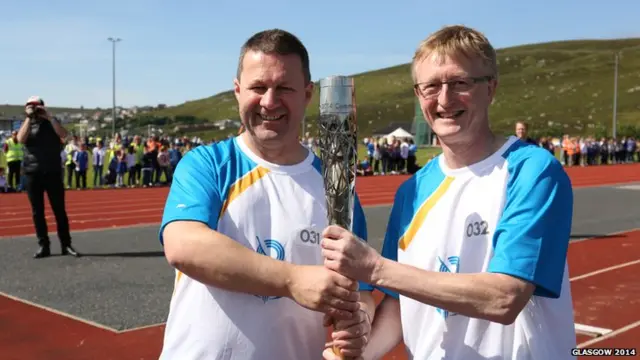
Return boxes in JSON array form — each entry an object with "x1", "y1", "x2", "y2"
[
  {"x1": 254, "y1": 236, "x2": 285, "y2": 303},
  {"x1": 436, "y1": 256, "x2": 460, "y2": 319}
]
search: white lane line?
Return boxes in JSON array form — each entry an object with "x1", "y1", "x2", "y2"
[
  {"x1": 570, "y1": 259, "x2": 640, "y2": 282},
  {"x1": 577, "y1": 320, "x2": 640, "y2": 348}
]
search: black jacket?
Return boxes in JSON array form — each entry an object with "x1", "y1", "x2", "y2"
[{"x1": 22, "y1": 118, "x2": 64, "y2": 174}]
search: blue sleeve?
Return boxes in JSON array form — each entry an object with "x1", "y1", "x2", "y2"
[
  {"x1": 488, "y1": 155, "x2": 573, "y2": 298},
  {"x1": 353, "y1": 193, "x2": 374, "y2": 292},
  {"x1": 375, "y1": 187, "x2": 406, "y2": 299},
  {"x1": 352, "y1": 193, "x2": 368, "y2": 242},
  {"x1": 159, "y1": 148, "x2": 222, "y2": 245}
]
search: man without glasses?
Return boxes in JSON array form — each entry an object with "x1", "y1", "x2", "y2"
[
  {"x1": 159, "y1": 29, "x2": 374, "y2": 360},
  {"x1": 17, "y1": 96, "x2": 80, "y2": 258},
  {"x1": 321, "y1": 25, "x2": 576, "y2": 359}
]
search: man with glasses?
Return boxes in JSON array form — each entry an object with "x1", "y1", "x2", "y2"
[{"x1": 320, "y1": 25, "x2": 576, "y2": 359}]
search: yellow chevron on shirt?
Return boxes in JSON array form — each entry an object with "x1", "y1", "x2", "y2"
[
  {"x1": 219, "y1": 166, "x2": 270, "y2": 220},
  {"x1": 398, "y1": 176, "x2": 454, "y2": 251}
]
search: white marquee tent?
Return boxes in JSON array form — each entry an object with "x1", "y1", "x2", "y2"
[{"x1": 387, "y1": 127, "x2": 414, "y2": 139}]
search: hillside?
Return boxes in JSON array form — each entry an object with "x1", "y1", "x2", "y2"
[
  {"x1": 150, "y1": 38, "x2": 640, "y2": 138},
  {"x1": 0, "y1": 105, "x2": 97, "y2": 118}
]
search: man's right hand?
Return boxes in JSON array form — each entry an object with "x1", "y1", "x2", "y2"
[{"x1": 287, "y1": 265, "x2": 360, "y2": 320}]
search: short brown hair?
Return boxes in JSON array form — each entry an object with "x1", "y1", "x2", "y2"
[
  {"x1": 412, "y1": 25, "x2": 497, "y2": 81},
  {"x1": 236, "y1": 29, "x2": 311, "y2": 84}
]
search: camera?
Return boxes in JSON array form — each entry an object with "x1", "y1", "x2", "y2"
[{"x1": 26, "y1": 104, "x2": 45, "y2": 119}]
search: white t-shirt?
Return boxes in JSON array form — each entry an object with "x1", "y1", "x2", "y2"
[
  {"x1": 158, "y1": 135, "x2": 372, "y2": 360},
  {"x1": 93, "y1": 147, "x2": 106, "y2": 167},
  {"x1": 126, "y1": 153, "x2": 136, "y2": 168},
  {"x1": 400, "y1": 142, "x2": 409, "y2": 159},
  {"x1": 60, "y1": 149, "x2": 66, "y2": 167},
  {"x1": 379, "y1": 136, "x2": 576, "y2": 360}
]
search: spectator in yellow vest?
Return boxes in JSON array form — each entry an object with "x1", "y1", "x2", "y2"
[
  {"x1": 2, "y1": 130, "x2": 24, "y2": 191},
  {"x1": 106, "y1": 132, "x2": 123, "y2": 170},
  {"x1": 132, "y1": 135, "x2": 144, "y2": 185}
]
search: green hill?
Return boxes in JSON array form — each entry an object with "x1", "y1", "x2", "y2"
[
  {"x1": 0, "y1": 105, "x2": 97, "y2": 118},
  {"x1": 150, "y1": 38, "x2": 640, "y2": 139}
]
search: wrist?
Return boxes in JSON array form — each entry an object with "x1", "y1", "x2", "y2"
[
  {"x1": 370, "y1": 255, "x2": 386, "y2": 286},
  {"x1": 281, "y1": 262, "x2": 297, "y2": 299},
  {"x1": 359, "y1": 308, "x2": 372, "y2": 325}
]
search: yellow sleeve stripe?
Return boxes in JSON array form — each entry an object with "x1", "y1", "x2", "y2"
[
  {"x1": 398, "y1": 176, "x2": 455, "y2": 251},
  {"x1": 172, "y1": 270, "x2": 183, "y2": 297},
  {"x1": 218, "y1": 166, "x2": 270, "y2": 220}
]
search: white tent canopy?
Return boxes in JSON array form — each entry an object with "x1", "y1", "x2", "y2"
[{"x1": 387, "y1": 127, "x2": 413, "y2": 139}]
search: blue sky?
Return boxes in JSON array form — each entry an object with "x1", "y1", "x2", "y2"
[{"x1": 1, "y1": 0, "x2": 638, "y2": 109}]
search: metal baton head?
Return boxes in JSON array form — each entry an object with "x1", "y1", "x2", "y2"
[{"x1": 317, "y1": 76, "x2": 358, "y2": 231}]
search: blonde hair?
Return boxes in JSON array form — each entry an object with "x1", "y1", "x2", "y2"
[{"x1": 411, "y1": 25, "x2": 497, "y2": 82}]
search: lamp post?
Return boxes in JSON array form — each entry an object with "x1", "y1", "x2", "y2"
[
  {"x1": 612, "y1": 52, "x2": 619, "y2": 139},
  {"x1": 611, "y1": 45, "x2": 640, "y2": 139},
  {"x1": 107, "y1": 37, "x2": 121, "y2": 140}
]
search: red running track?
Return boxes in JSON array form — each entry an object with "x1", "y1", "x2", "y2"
[
  {"x1": 1, "y1": 163, "x2": 639, "y2": 238},
  {"x1": 1, "y1": 230, "x2": 638, "y2": 359}
]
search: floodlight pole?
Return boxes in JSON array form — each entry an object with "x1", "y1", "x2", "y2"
[
  {"x1": 108, "y1": 37, "x2": 121, "y2": 140},
  {"x1": 612, "y1": 52, "x2": 618, "y2": 139}
]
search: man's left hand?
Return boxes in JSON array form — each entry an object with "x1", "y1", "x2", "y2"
[
  {"x1": 37, "y1": 107, "x2": 51, "y2": 121},
  {"x1": 321, "y1": 225, "x2": 381, "y2": 284},
  {"x1": 322, "y1": 309, "x2": 371, "y2": 359}
]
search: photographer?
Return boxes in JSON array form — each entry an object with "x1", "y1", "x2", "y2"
[{"x1": 17, "y1": 96, "x2": 80, "y2": 258}]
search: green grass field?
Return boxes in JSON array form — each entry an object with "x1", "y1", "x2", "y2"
[
  {"x1": 60, "y1": 135, "x2": 574, "y2": 189},
  {"x1": 49, "y1": 140, "x2": 576, "y2": 191},
  {"x1": 56, "y1": 144, "x2": 441, "y2": 189},
  {"x1": 60, "y1": 154, "x2": 169, "y2": 189},
  {"x1": 356, "y1": 144, "x2": 442, "y2": 166},
  {"x1": 61, "y1": 156, "x2": 117, "y2": 189}
]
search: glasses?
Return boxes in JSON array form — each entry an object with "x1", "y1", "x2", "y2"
[{"x1": 414, "y1": 75, "x2": 493, "y2": 98}]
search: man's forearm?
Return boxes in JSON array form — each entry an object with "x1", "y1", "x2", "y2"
[
  {"x1": 17, "y1": 118, "x2": 31, "y2": 143},
  {"x1": 163, "y1": 221, "x2": 293, "y2": 298},
  {"x1": 373, "y1": 258, "x2": 530, "y2": 324},
  {"x1": 363, "y1": 296, "x2": 402, "y2": 360},
  {"x1": 50, "y1": 117, "x2": 67, "y2": 139},
  {"x1": 357, "y1": 290, "x2": 376, "y2": 322}
]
